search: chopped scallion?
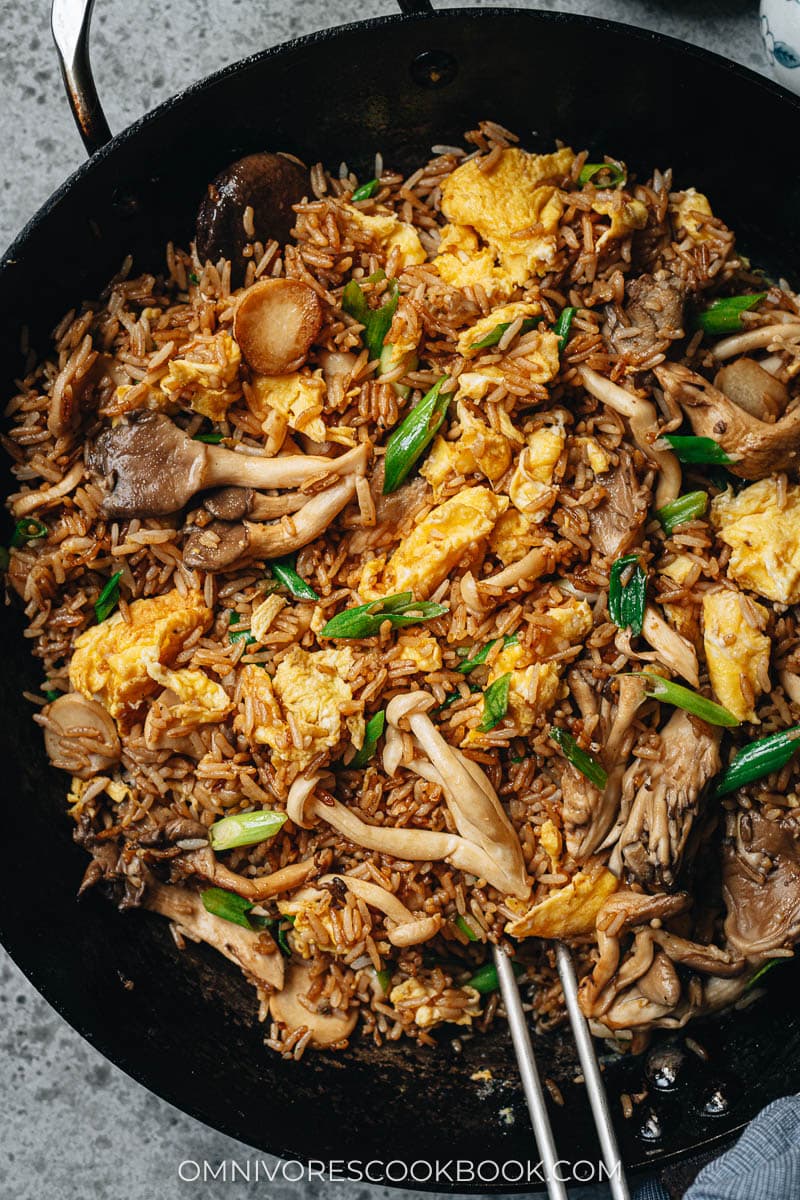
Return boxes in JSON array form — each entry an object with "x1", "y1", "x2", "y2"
[
  {"x1": 466, "y1": 959, "x2": 524, "y2": 994},
  {"x1": 578, "y1": 162, "x2": 626, "y2": 188},
  {"x1": 478, "y1": 673, "x2": 512, "y2": 732},
  {"x1": 631, "y1": 672, "x2": 739, "y2": 727},
  {"x1": 228, "y1": 610, "x2": 255, "y2": 646},
  {"x1": 193, "y1": 432, "x2": 223, "y2": 444},
  {"x1": 375, "y1": 967, "x2": 392, "y2": 994},
  {"x1": 746, "y1": 959, "x2": 785, "y2": 991},
  {"x1": 608, "y1": 554, "x2": 647, "y2": 637},
  {"x1": 201, "y1": 887, "x2": 257, "y2": 929},
  {"x1": 549, "y1": 726, "x2": 608, "y2": 789},
  {"x1": 657, "y1": 491, "x2": 708, "y2": 535},
  {"x1": 660, "y1": 435, "x2": 733, "y2": 465},
  {"x1": 11, "y1": 518, "x2": 47, "y2": 547},
  {"x1": 321, "y1": 592, "x2": 448, "y2": 639},
  {"x1": 695, "y1": 293, "x2": 766, "y2": 336},
  {"x1": 269, "y1": 557, "x2": 319, "y2": 600},
  {"x1": 553, "y1": 306, "x2": 577, "y2": 351},
  {"x1": 455, "y1": 914, "x2": 479, "y2": 942},
  {"x1": 342, "y1": 276, "x2": 399, "y2": 363},
  {"x1": 471, "y1": 316, "x2": 541, "y2": 351},
  {"x1": 382, "y1": 376, "x2": 450, "y2": 494},
  {"x1": 351, "y1": 709, "x2": 386, "y2": 768},
  {"x1": 95, "y1": 570, "x2": 123, "y2": 623},
  {"x1": 352, "y1": 178, "x2": 379, "y2": 201},
  {"x1": 208, "y1": 809, "x2": 288, "y2": 851},
  {"x1": 713, "y1": 725, "x2": 800, "y2": 797},
  {"x1": 456, "y1": 633, "x2": 518, "y2": 674}
]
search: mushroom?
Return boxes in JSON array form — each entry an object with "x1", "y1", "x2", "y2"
[
  {"x1": 641, "y1": 605, "x2": 700, "y2": 686},
  {"x1": 586, "y1": 450, "x2": 651, "y2": 561},
  {"x1": 203, "y1": 486, "x2": 309, "y2": 522},
  {"x1": 143, "y1": 877, "x2": 284, "y2": 993},
  {"x1": 269, "y1": 962, "x2": 358, "y2": 1048},
  {"x1": 183, "y1": 473, "x2": 358, "y2": 570},
  {"x1": 89, "y1": 411, "x2": 367, "y2": 518},
  {"x1": 654, "y1": 362, "x2": 800, "y2": 479},
  {"x1": 233, "y1": 278, "x2": 322, "y2": 375},
  {"x1": 307, "y1": 874, "x2": 442, "y2": 947},
  {"x1": 480, "y1": 542, "x2": 559, "y2": 591},
  {"x1": 578, "y1": 366, "x2": 680, "y2": 507},
  {"x1": 195, "y1": 152, "x2": 310, "y2": 285},
  {"x1": 183, "y1": 845, "x2": 315, "y2": 901},
  {"x1": 39, "y1": 692, "x2": 121, "y2": 779},
  {"x1": 604, "y1": 272, "x2": 686, "y2": 365},
  {"x1": 385, "y1": 692, "x2": 530, "y2": 899},
  {"x1": 722, "y1": 806, "x2": 800, "y2": 959},
  {"x1": 711, "y1": 318, "x2": 800, "y2": 362},
  {"x1": 714, "y1": 358, "x2": 789, "y2": 420},
  {"x1": 11, "y1": 461, "x2": 84, "y2": 519}
]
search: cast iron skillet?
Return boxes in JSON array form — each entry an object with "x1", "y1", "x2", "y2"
[{"x1": 2, "y1": 1, "x2": 800, "y2": 1189}]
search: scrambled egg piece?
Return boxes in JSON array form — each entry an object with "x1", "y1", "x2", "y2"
[
  {"x1": 538, "y1": 819, "x2": 563, "y2": 867},
  {"x1": 148, "y1": 664, "x2": 232, "y2": 724},
  {"x1": 278, "y1": 888, "x2": 339, "y2": 958},
  {"x1": 389, "y1": 978, "x2": 482, "y2": 1029},
  {"x1": 703, "y1": 589, "x2": 770, "y2": 722},
  {"x1": 250, "y1": 594, "x2": 287, "y2": 643},
  {"x1": 577, "y1": 436, "x2": 611, "y2": 476},
  {"x1": 433, "y1": 225, "x2": 516, "y2": 301},
  {"x1": 247, "y1": 371, "x2": 327, "y2": 442},
  {"x1": 69, "y1": 590, "x2": 212, "y2": 719},
  {"x1": 711, "y1": 479, "x2": 800, "y2": 604},
  {"x1": 375, "y1": 486, "x2": 508, "y2": 599},
  {"x1": 590, "y1": 195, "x2": 648, "y2": 247},
  {"x1": 439, "y1": 147, "x2": 575, "y2": 284},
  {"x1": 490, "y1": 509, "x2": 536, "y2": 565},
  {"x1": 670, "y1": 188, "x2": 714, "y2": 241},
  {"x1": 160, "y1": 332, "x2": 241, "y2": 419},
  {"x1": 237, "y1": 648, "x2": 364, "y2": 769},
  {"x1": 344, "y1": 206, "x2": 426, "y2": 270},
  {"x1": 508, "y1": 425, "x2": 565, "y2": 520},
  {"x1": 505, "y1": 861, "x2": 619, "y2": 939},
  {"x1": 457, "y1": 366, "x2": 505, "y2": 402},
  {"x1": 539, "y1": 598, "x2": 593, "y2": 653},
  {"x1": 661, "y1": 554, "x2": 698, "y2": 586},
  {"x1": 420, "y1": 401, "x2": 511, "y2": 498},
  {"x1": 456, "y1": 301, "x2": 541, "y2": 357},
  {"x1": 396, "y1": 633, "x2": 443, "y2": 673}
]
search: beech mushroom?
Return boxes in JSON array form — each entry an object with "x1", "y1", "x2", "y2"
[
  {"x1": 269, "y1": 962, "x2": 358, "y2": 1048},
  {"x1": 11, "y1": 461, "x2": 84, "y2": 519},
  {"x1": 183, "y1": 845, "x2": 315, "y2": 901},
  {"x1": 143, "y1": 878, "x2": 284, "y2": 993},
  {"x1": 39, "y1": 692, "x2": 121, "y2": 779},
  {"x1": 183, "y1": 473, "x2": 359, "y2": 570},
  {"x1": 641, "y1": 605, "x2": 700, "y2": 687},
  {"x1": 203, "y1": 487, "x2": 309, "y2": 522},
  {"x1": 714, "y1": 358, "x2": 788, "y2": 420},
  {"x1": 234, "y1": 278, "x2": 322, "y2": 375},
  {"x1": 655, "y1": 362, "x2": 800, "y2": 479},
  {"x1": 90, "y1": 412, "x2": 367, "y2": 518},
  {"x1": 316, "y1": 874, "x2": 442, "y2": 947},
  {"x1": 578, "y1": 366, "x2": 680, "y2": 507},
  {"x1": 480, "y1": 543, "x2": 558, "y2": 591},
  {"x1": 711, "y1": 318, "x2": 800, "y2": 361}
]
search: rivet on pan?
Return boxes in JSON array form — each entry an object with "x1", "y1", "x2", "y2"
[{"x1": 410, "y1": 49, "x2": 458, "y2": 88}]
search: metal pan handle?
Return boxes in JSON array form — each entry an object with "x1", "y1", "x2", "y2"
[{"x1": 52, "y1": 0, "x2": 436, "y2": 158}]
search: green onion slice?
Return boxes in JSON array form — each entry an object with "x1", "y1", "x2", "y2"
[
  {"x1": 746, "y1": 959, "x2": 786, "y2": 991},
  {"x1": 44, "y1": 689, "x2": 60, "y2": 702},
  {"x1": 695, "y1": 293, "x2": 766, "y2": 336},
  {"x1": 188, "y1": 272, "x2": 199, "y2": 284},
  {"x1": 228, "y1": 610, "x2": 255, "y2": 646},
  {"x1": 342, "y1": 276, "x2": 399, "y2": 363},
  {"x1": 193, "y1": 432, "x2": 223, "y2": 444},
  {"x1": 608, "y1": 554, "x2": 647, "y2": 637},
  {"x1": 657, "y1": 491, "x2": 708, "y2": 535},
  {"x1": 269, "y1": 557, "x2": 319, "y2": 601},
  {"x1": 11, "y1": 518, "x2": 47, "y2": 547},
  {"x1": 478, "y1": 673, "x2": 512, "y2": 732},
  {"x1": 375, "y1": 967, "x2": 392, "y2": 994},
  {"x1": 549, "y1": 726, "x2": 608, "y2": 789},
  {"x1": 553, "y1": 306, "x2": 577, "y2": 351},
  {"x1": 209, "y1": 809, "x2": 288, "y2": 851},
  {"x1": 455, "y1": 914, "x2": 479, "y2": 942},
  {"x1": 321, "y1": 591, "x2": 448, "y2": 639},
  {"x1": 578, "y1": 162, "x2": 626, "y2": 188},
  {"x1": 382, "y1": 376, "x2": 450, "y2": 494},
  {"x1": 436, "y1": 683, "x2": 481, "y2": 713},
  {"x1": 275, "y1": 917, "x2": 294, "y2": 956},
  {"x1": 202, "y1": 887, "x2": 258, "y2": 929},
  {"x1": 457, "y1": 633, "x2": 518, "y2": 675},
  {"x1": 95, "y1": 570, "x2": 124, "y2": 623},
  {"x1": 352, "y1": 178, "x2": 379, "y2": 201},
  {"x1": 471, "y1": 316, "x2": 541, "y2": 351},
  {"x1": 351, "y1": 709, "x2": 386, "y2": 768},
  {"x1": 714, "y1": 725, "x2": 800, "y2": 797},
  {"x1": 630, "y1": 672, "x2": 739, "y2": 728},
  {"x1": 660, "y1": 435, "x2": 733, "y2": 465},
  {"x1": 466, "y1": 959, "x2": 524, "y2": 994}
]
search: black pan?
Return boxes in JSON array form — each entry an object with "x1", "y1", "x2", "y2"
[{"x1": 2, "y1": 2, "x2": 800, "y2": 1190}]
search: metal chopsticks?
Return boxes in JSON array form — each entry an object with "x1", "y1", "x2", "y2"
[{"x1": 493, "y1": 943, "x2": 631, "y2": 1200}]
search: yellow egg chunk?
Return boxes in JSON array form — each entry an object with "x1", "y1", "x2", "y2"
[
  {"x1": 395, "y1": 633, "x2": 443, "y2": 673},
  {"x1": 661, "y1": 554, "x2": 698, "y2": 586},
  {"x1": 379, "y1": 486, "x2": 508, "y2": 599},
  {"x1": 147, "y1": 664, "x2": 233, "y2": 724},
  {"x1": 576, "y1": 436, "x2": 611, "y2": 476},
  {"x1": 236, "y1": 649, "x2": 364, "y2": 770},
  {"x1": 505, "y1": 861, "x2": 619, "y2": 939},
  {"x1": 456, "y1": 301, "x2": 541, "y2": 356},
  {"x1": 670, "y1": 188, "x2": 714, "y2": 241},
  {"x1": 440, "y1": 147, "x2": 576, "y2": 284},
  {"x1": 160, "y1": 332, "x2": 241, "y2": 419},
  {"x1": 247, "y1": 371, "x2": 327, "y2": 442},
  {"x1": 420, "y1": 402, "x2": 511, "y2": 498},
  {"x1": 703, "y1": 589, "x2": 771, "y2": 722},
  {"x1": 489, "y1": 509, "x2": 535, "y2": 564},
  {"x1": 344, "y1": 206, "x2": 426, "y2": 269},
  {"x1": 433, "y1": 225, "x2": 516, "y2": 300},
  {"x1": 538, "y1": 818, "x2": 563, "y2": 867},
  {"x1": 590, "y1": 196, "x2": 648, "y2": 246},
  {"x1": 507, "y1": 425, "x2": 565, "y2": 520},
  {"x1": 389, "y1": 977, "x2": 482, "y2": 1029},
  {"x1": 711, "y1": 479, "x2": 800, "y2": 604},
  {"x1": 538, "y1": 598, "x2": 593, "y2": 654},
  {"x1": 278, "y1": 889, "x2": 338, "y2": 958},
  {"x1": 69, "y1": 590, "x2": 212, "y2": 720},
  {"x1": 456, "y1": 366, "x2": 506, "y2": 402}
]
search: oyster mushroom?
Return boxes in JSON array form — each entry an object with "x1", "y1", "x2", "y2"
[
  {"x1": 317, "y1": 874, "x2": 442, "y2": 947},
  {"x1": 714, "y1": 357, "x2": 788, "y2": 420},
  {"x1": 183, "y1": 473, "x2": 359, "y2": 571},
  {"x1": 654, "y1": 361, "x2": 800, "y2": 479},
  {"x1": 195, "y1": 152, "x2": 309, "y2": 285},
  {"x1": 641, "y1": 606, "x2": 700, "y2": 687},
  {"x1": 202, "y1": 486, "x2": 309, "y2": 522},
  {"x1": 183, "y1": 845, "x2": 314, "y2": 901},
  {"x1": 480, "y1": 542, "x2": 559, "y2": 591},
  {"x1": 143, "y1": 878, "x2": 284, "y2": 993},
  {"x1": 11, "y1": 461, "x2": 84, "y2": 519},
  {"x1": 722, "y1": 806, "x2": 800, "y2": 959},
  {"x1": 39, "y1": 692, "x2": 121, "y2": 779},
  {"x1": 89, "y1": 411, "x2": 367, "y2": 518},
  {"x1": 578, "y1": 366, "x2": 680, "y2": 507},
  {"x1": 269, "y1": 962, "x2": 358, "y2": 1048},
  {"x1": 233, "y1": 278, "x2": 322, "y2": 375},
  {"x1": 711, "y1": 318, "x2": 800, "y2": 362}
]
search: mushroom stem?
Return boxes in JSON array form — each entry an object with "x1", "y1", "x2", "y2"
[
  {"x1": 203, "y1": 440, "x2": 367, "y2": 490},
  {"x1": 317, "y1": 874, "x2": 442, "y2": 946},
  {"x1": 712, "y1": 320, "x2": 800, "y2": 361},
  {"x1": 578, "y1": 366, "x2": 680, "y2": 507},
  {"x1": 203, "y1": 487, "x2": 310, "y2": 522},
  {"x1": 480, "y1": 543, "x2": 557, "y2": 591},
  {"x1": 654, "y1": 362, "x2": 800, "y2": 479},
  {"x1": 642, "y1": 605, "x2": 700, "y2": 686},
  {"x1": 184, "y1": 846, "x2": 314, "y2": 900},
  {"x1": 11, "y1": 462, "x2": 84, "y2": 519}
]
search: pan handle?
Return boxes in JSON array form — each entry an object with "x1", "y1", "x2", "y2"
[{"x1": 51, "y1": 0, "x2": 111, "y2": 156}]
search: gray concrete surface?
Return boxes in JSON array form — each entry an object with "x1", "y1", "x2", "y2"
[{"x1": 0, "y1": 2, "x2": 771, "y2": 1198}]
